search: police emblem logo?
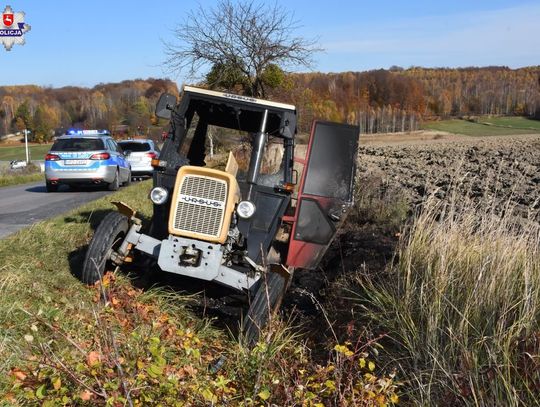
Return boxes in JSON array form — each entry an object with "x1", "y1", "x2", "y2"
[
  {"x1": 2, "y1": 12, "x2": 13, "y2": 27},
  {"x1": 0, "y1": 5, "x2": 31, "y2": 51}
]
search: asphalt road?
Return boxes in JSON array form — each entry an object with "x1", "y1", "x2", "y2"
[{"x1": 0, "y1": 181, "x2": 112, "y2": 239}]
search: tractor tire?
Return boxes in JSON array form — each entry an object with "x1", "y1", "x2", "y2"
[
  {"x1": 81, "y1": 212, "x2": 129, "y2": 285},
  {"x1": 107, "y1": 169, "x2": 119, "y2": 191},
  {"x1": 243, "y1": 270, "x2": 287, "y2": 346}
]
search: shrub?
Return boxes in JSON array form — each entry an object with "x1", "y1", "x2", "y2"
[{"x1": 6, "y1": 275, "x2": 400, "y2": 406}]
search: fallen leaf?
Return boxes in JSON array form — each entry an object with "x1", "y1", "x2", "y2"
[
  {"x1": 258, "y1": 389, "x2": 270, "y2": 401},
  {"x1": 87, "y1": 351, "x2": 101, "y2": 367},
  {"x1": 80, "y1": 390, "x2": 92, "y2": 401},
  {"x1": 184, "y1": 364, "x2": 197, "y2": 376},
  {"x1": 36, "y1": 384, "x2": 46, "y2": 399},
  {"x1": 11, "y1": 369, "x2": 26, "y2": 381},
  {"x1": 53, "y1": 377, "x2": 61, "y2": 390}
]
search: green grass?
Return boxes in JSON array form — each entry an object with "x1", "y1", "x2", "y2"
[
  {"x1": 479, "y1": 116, "x2": 540, "y2": 130},
  {"x1": 0, "y1": 181, "x2": 155, "y2": 377},
  {"x1": 0, "y1": 172, "x2": 43, "y2": 188},
  {"x1": 0, "y1": 162, "x2": 43, "y2": 188},
  {"x1": 422, "y1": 117, "x2": 540, "y2": 136},
  {"x1": 0, "y1": 144, "x2": 52, "y2": 161},
  {"x1": 0, "y1": 181, "x2": 399, "y2": 405}
]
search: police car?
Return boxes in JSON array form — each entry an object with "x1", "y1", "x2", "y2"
[{"x1": 44, "y1": 130, "x2": 131, "y2": 192}]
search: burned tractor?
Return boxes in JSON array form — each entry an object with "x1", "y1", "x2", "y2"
[{"x1": 81, "y1": 86, "x2": 359, "y2": 343}]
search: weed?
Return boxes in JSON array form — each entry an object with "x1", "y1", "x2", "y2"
[
  {"x1": 352, "y1": 186, "x2": 540, "y2": 405},
  {"x1": 0, "y1": 163, "x2": 42, "y2": 188},
  {"x1": 347, "y1": 176, "x2": 408, "y2": 233}
]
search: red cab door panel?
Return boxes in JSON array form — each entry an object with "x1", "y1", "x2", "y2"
[{"x1": 286, "y1": 121, "x2": 359, "y2": 269}]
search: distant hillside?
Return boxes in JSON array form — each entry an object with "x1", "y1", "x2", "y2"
[
  {"x1": 0, "y1": 79, "x2": 178, "y2": 142},
  {"x1": 271, "y1": 66, "x2": 540, "y2": 132},
  {"x1": 1, "y1": 67, "x2": 539, "y2": 139}
]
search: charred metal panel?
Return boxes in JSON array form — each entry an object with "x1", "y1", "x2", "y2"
[
  {"x1": 294, "y1": 198, "x2": 335, "y2": 244},
  {"x1": 302, "y1": 122, "x2": 358, "y2": 201}
]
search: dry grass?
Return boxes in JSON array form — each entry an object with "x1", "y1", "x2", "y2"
[
  {"x1": 0, "y1": 163, "x2": 43, "y2": 188},
  {"x1": 353, "y1": 185, "x2": 540, "y2": 405}
]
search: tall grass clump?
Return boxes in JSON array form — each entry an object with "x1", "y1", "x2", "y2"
[
  {"x1": 355, "y1": 189, "x2": 540, "y2": 406},
  {"x1": 0, "y1": 163, "x2": 43, "y2": 187}
]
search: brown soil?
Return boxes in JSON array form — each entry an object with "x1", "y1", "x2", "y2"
[{"x1": 357, "y1": 132, "x2": 540, "y2": 216}]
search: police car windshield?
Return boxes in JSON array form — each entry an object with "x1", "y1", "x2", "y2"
[
  {"x1": 118, "y1": 142, "x2": 151, "y2": 152},
  {"x1": 51, "y1": 138, "x2": 105, "y2": 152}
]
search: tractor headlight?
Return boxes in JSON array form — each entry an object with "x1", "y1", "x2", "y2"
[
  {"x1": 150, "y1": 187, "x2": 168, "y2": 205},
  {"x1": 237, "y1": 200, "x2": 256, "y2": 219}
]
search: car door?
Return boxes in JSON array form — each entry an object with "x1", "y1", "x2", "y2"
[
  {"x1": 286, "y1": 121, "x2": 359, "y2": 269},
  {"x1": 109, "y1": 139, "x2": 129, "y2": 181}
]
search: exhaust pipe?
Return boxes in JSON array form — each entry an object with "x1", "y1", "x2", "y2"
[
  {"x1": 246, "y1": 109, "x2": 268, "y2": 200},
  {"x1": 247, "y1": 109, "x2": 268, "y2": 185}
]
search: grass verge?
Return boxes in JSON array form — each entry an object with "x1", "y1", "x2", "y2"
[
  {"x1": 0, "y1": 144, "x2": 52, "y2": 161},
  {"x1": 352, "y1": 189, "x2": 540, "y2": 405},
  {"x1": 0, "y1": 172, "x2": 43, "y2": 188},
  {"x1": 422, "y1": 117, "x2": 540, "y2": 136},
  {"x1": 1, "y1": 181, "x2": 399, "y2": 405},
  {"x1": 0, "y1": 163, "x2": 43, "y2": 188}
]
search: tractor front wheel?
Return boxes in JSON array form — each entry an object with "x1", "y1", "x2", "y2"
[
  {"x1": 243, "y1": 270, "x2": 287, "y2": 346},
  {"x1": 81, "y1": 212, "x2": 129, "y2": 285}
]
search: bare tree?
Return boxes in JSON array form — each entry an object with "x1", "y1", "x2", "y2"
[{"x1": 164, "y1": 0, "x2": 320, "y2": 97}]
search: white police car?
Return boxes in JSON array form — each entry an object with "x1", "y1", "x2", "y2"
[{"x1": 44, "y1": 130, "x2": 131, "y2": 192}]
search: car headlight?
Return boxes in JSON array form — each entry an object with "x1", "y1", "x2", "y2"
[
  {"x1": 150, "y1": 187, "x2": 168, "y2": 205},
  {"x1": 237, "y1": 200, "x2": 256, "y2": 219}
]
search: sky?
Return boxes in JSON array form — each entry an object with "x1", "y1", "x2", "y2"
[{"x1": 0, "y1": 0, "x2": 538, "y2": 88}]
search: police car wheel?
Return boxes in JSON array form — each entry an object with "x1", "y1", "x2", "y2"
[
  {"x1": 81, "y1": 212, "x2": 129, "y2": 285},
  {"x1": 123, "y1": 172, "x2": 131, "y2": 187},
  {"x1": 108, "y1": 170, "x2": 120, "y2": 191},
  {"x1": 46, "y1": 182, "x2": 58, "y2": 193}
]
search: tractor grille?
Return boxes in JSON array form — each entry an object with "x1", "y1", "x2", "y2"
[{"x1": 172, "y1": 175, "x2": 228, "y2": 238}]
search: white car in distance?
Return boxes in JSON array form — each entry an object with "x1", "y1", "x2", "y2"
[{"x1": 118, "y1": 139, "x2": 160, "y2": 179}]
